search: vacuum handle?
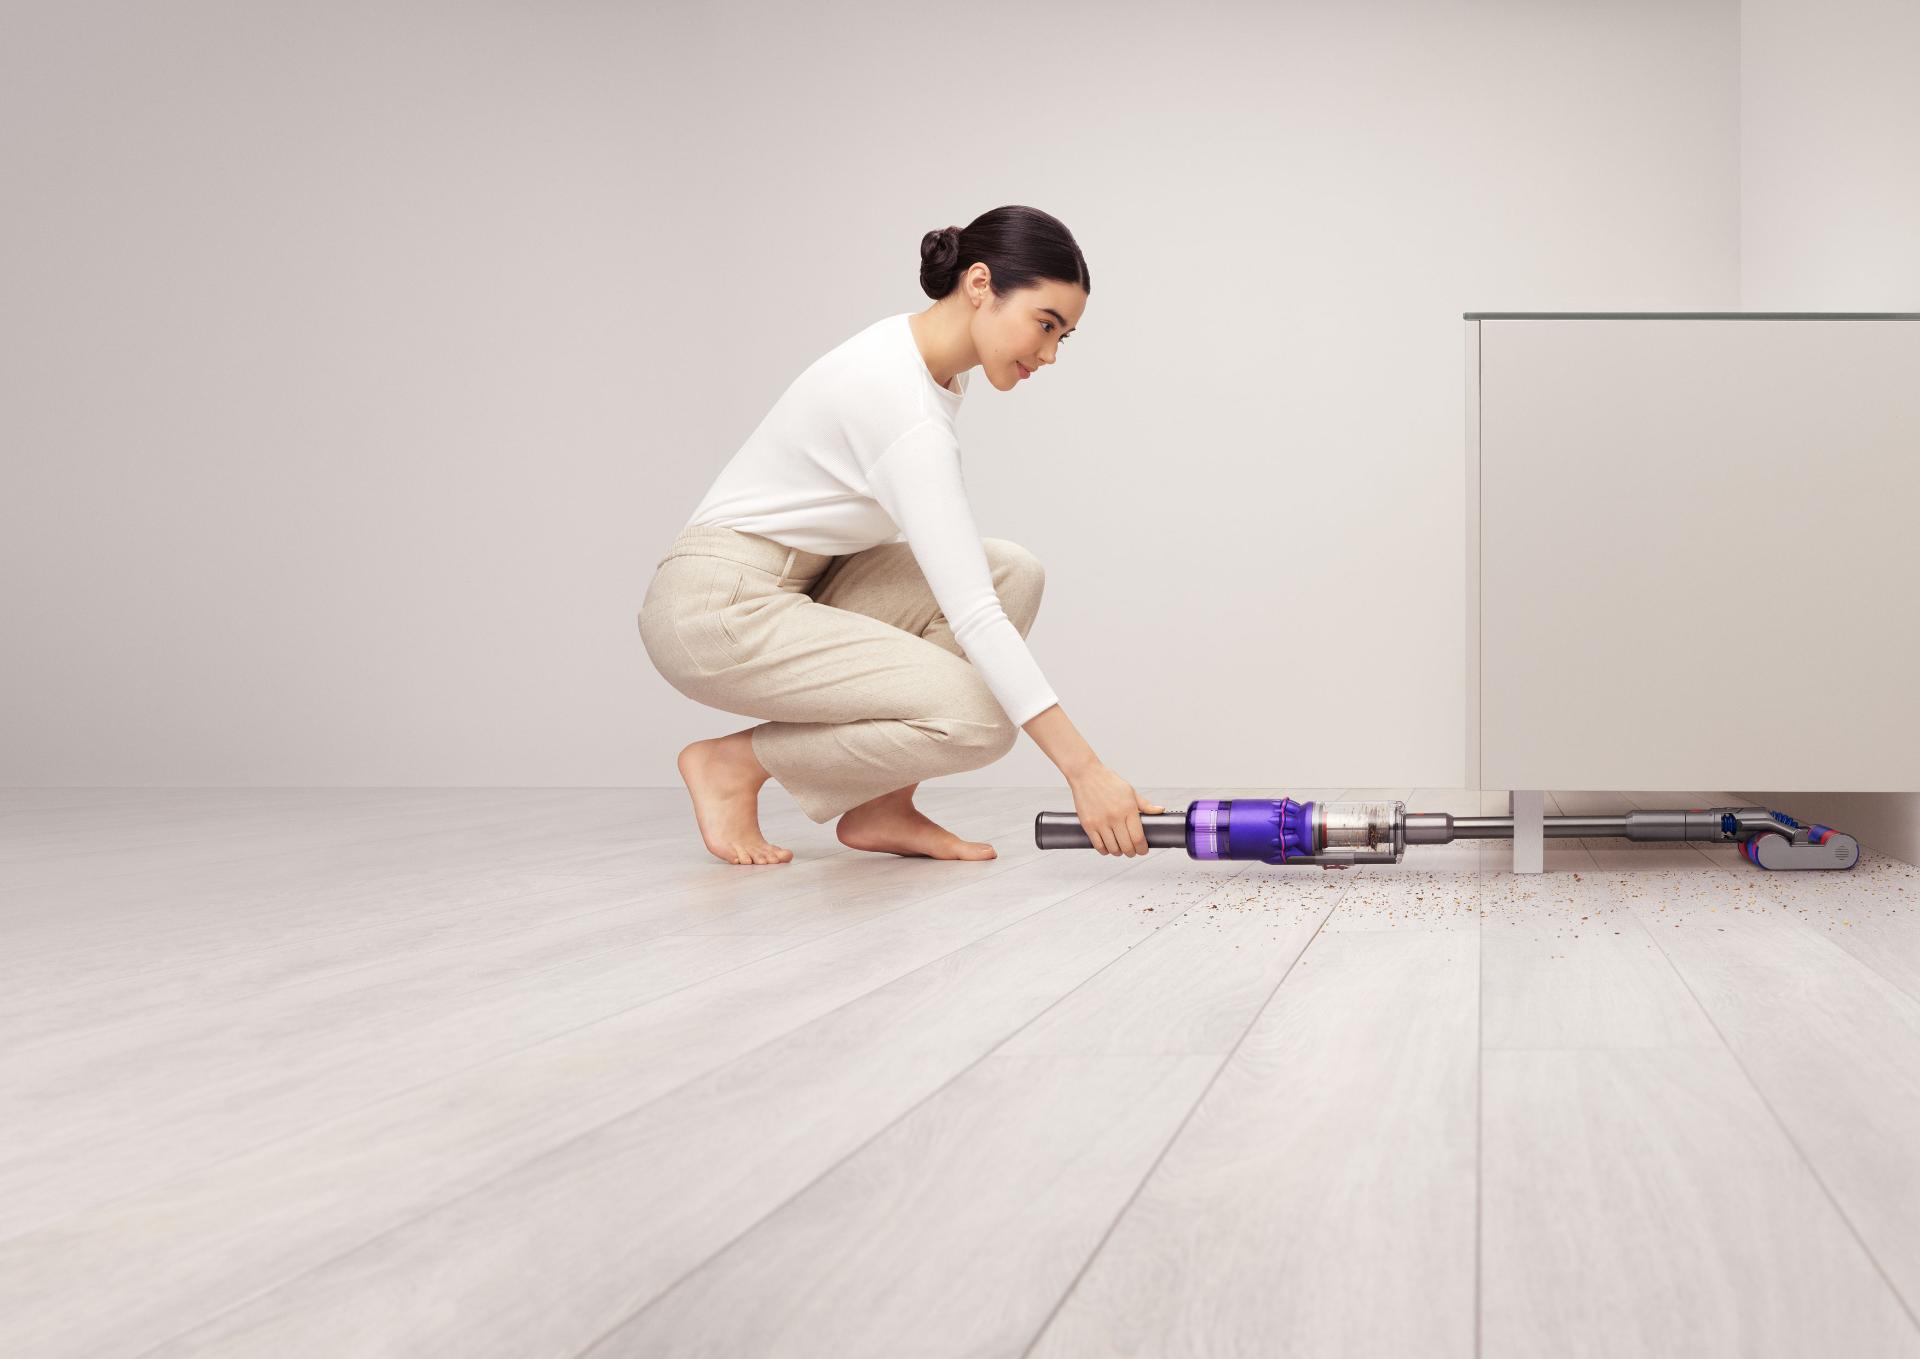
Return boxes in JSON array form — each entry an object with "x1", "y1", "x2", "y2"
[{"x1": 1035, "y1": 811, "x2": 1189, "y2": 850}]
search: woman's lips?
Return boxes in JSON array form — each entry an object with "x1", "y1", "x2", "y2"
[{"x1": 1016, "y1": 361, "x2": 1031, "y2": 379}]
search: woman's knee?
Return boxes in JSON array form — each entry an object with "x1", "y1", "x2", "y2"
[
  {"x1": 940, "y1": 716, "x2": 1018, "y2": 772},
  {"x1": 981, "y1": 538, "x2": 1045, "y2": 595},
  {"x1": 925, "y1": 681, "x2": 1019, "y2": 768},
  {"x1": 981, "y1": 539, "x2": 1044, "y2": 639},
  {"x1": 970, "y1": 711, "x2": 1020, "y2": 762}
]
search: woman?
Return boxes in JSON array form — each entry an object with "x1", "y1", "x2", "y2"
[{"x1": 640, "y1": 205, "x2": 1162, "y2": 866}]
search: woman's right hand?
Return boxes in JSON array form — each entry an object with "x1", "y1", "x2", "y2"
[{"x1": 1068, "y1": 762, "x2": 1165, "y2": 856}]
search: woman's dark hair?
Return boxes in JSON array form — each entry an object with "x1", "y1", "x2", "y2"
[{"x1": 918, "y1": 205, "x2": 1090, "y2": 302}]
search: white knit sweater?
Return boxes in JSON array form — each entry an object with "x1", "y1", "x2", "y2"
[{"x1": 683, "y1": 312, "x2": 1059, "y2": 726}]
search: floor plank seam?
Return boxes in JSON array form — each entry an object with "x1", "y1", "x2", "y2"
[
  {"x1": 1474, "y1": 866, "x2": 1485, "y2": 1359},
  {"x1": 1016, "y1": 871, "x2": 1360, "y2": 1359},
  {"x1": 1630, "y1": 895, "x2": 1920, "y2": 1338}
]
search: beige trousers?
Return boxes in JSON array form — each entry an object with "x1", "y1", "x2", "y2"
[{"x1": 638, "y1": 522, "x2": 1046, "y2": 823}]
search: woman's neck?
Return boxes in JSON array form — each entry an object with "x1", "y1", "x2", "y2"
[{"x1": 909, "y1": 305, "x2": 977, "y2": 391}]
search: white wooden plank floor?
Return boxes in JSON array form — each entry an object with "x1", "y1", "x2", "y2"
[{"x1": 2, "y1": 786, "x2": 1917, "y2": 1357}]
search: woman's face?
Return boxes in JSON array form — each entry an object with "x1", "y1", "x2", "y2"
[{"x1": 962, "y1": 268, "x2": 1086, "y2": 391}]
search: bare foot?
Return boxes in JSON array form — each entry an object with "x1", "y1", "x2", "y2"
[
  {"x1": 677, "y1": 731, "x2": 792, "y2": 866},
  {"x1": 837, "y1": 789, "x2": 996, "y2": 860}
]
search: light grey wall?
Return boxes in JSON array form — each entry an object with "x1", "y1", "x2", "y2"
[
  {"x1": 1740, "y1": 0, "x2": 1920, "y2": 310},
  {"x1": 1736, "y1": 0, "x2": 1920, "y2": 863},
  {"x1": 1, "y1": 0, "x2": 1740, "y2": 788}
]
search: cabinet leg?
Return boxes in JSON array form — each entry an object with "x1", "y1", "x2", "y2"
[{"x1": 1510, "y1": 790, "x2": 1544, "y2": 874}]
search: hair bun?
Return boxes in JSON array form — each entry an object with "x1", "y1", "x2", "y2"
[
  {"x1": 921, "y1": 225, "x2": 959, "y2": 263},
  {"x1": 918, "y1": 227, "x2": 962, "y2": 298}
]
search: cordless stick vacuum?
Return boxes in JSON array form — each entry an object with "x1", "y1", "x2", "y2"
[{"x1": 1033, "y1": 798, "x2": 1860, "y2": 870}]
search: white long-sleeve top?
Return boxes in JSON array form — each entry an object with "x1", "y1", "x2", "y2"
[{"x1": 683, "y1": 312, "x2": 1059, "y2": 727}]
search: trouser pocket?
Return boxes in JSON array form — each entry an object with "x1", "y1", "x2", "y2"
[{"x1": 649, "y1": 555, "x2": 760, "y2": 679}]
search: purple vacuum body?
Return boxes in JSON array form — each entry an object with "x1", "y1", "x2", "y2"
[{"x1": 1184, "y1": 798, "x2": 1403, "y2": 866}]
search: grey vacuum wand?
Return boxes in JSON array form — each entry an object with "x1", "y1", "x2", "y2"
[{"x1": 1034, "y1": 798, "x2": 1859, "y2": 871}]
